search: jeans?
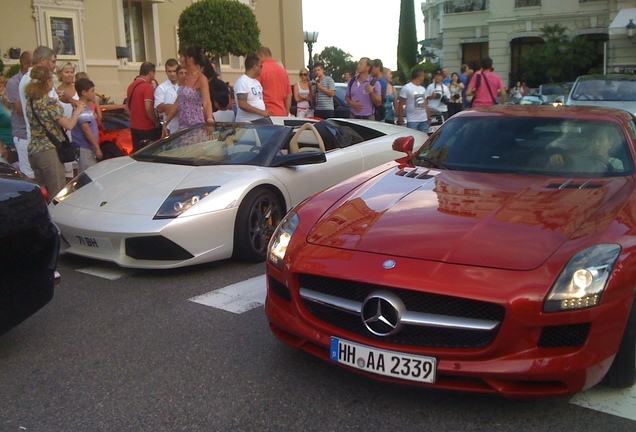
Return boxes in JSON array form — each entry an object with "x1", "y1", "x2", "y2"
[{"x1": 407, "y1": 122, "x2": 430, "y2": 134}]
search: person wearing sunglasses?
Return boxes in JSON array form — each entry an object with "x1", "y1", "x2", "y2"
[{"x1": 294, "y1": 68, "x2": 314, "y2": 118}]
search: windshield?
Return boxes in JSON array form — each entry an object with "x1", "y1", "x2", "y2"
[
  {"x1": 132, "y1": 124, "x2": 288, "y2": 166},
  {"x1": 571, "y1": 79, "x2": 636, "y2": 102},
  {"x1": 414, "y1": 116, "x2": 634, "y2": 177}
]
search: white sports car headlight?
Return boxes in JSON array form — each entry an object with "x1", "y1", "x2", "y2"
[
  {"x1": 52, "y1": 172, "x2": 92, "y2": 204},
  {"x1": 154, "y1": 186, "x2": 218, "y2": 219},
  {"x1": 268, "y1": 211, "x2": 299, "y2": 269},
  {"x1": 544, "y1": 244, "x2": 621, "y2": 312}
]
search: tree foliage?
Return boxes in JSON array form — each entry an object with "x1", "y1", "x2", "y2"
[
  {"x1": 178, "y1": 0, "x2": 260, "y2": 58},
  {"x1": 314, "y1": 46, "x2": 357, "y2": 81},
  {"x1": 397, "y1": 0, "x2": 418, "y2": 84},
  {"x1": 519, "y1": 24, "x2": 597, "y2": 86}
]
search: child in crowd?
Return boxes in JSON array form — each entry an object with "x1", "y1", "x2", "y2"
[
  {"x1": 73, "y1": 78, "x2": 103, "y2": 172},
  {"x1": 213, "y1": 92, "x2": 235, "y2": 123},
  {"x1": 75, "y1": 71, "x2": 103, "y2": 127}
]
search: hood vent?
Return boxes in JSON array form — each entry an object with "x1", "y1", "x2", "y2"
[
  {"x1": 546, "y1": 179, "x2": 604, "y2": 190},
  {"x1": 397, "y1": 167, "x2": 434, "y2": 180}
]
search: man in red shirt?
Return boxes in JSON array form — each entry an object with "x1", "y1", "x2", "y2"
[
  {"x1": 127, "y1": 62, "x2": 161, "y2": 151},
  {"x1": 256, "y1": 47, "x2": 291, "y2": 116}
]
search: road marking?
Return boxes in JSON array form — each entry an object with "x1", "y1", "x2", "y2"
[
  {"x1": 189, "y1": 275, "x2": 266, "y2": 314},
  {"x1": 570, "y1": 384, "x2": 636, "y2": 421},
  {"x1": 76, "y1": 265, "x2": 136, "y2": 280}
]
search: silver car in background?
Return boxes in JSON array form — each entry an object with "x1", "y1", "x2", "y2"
[{"x1": 565, "y1": 74, "x2": 636, "y2": 115}]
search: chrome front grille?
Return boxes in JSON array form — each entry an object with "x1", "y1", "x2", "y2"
[{"x1": 298, "y1": 274, "x2": 505, "y2": 349}]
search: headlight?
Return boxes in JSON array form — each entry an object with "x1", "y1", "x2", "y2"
[
  {"x1": 153, "y1": 186, "x2": 218, "y2": 219},
  {"x1": 52, "y1": 172, "x2": 92, "y2": 204},
  {"x1": 544, "y1": 244, "x2": 621, "y2": 312},
  {"x1": 268, "y1": 211, "x2": 299, "y2": 268}
]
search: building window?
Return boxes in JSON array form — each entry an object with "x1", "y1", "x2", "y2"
[{"x1": 123, "y1": 0, "x2": 146, "y2": 63}]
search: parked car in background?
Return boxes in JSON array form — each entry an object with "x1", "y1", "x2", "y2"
[
  {"x1": 565, "y1": 74, "x2": 636, "y2": 115},
  {"x1": 266, "y1": 105, "x2": 636, "y2": 398},
  {"x1": 0, "y1": 163, "x2": 58, "y2": 336},
  {"x1": 99, "y1": 105, "x2": 133, "y2": 159},
  {"x1": 49, "y1": 118, "x2": 428, "y2": 269},
  {"x1": 538, "y1": 82, "x2": 572, "y2": 105}
]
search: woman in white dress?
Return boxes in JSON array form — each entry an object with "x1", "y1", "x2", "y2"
[{"x1": 293, "y1": 68, "x2": 314, "y2": 118}]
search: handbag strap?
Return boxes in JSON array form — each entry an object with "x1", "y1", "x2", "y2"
[
  {"x1": 481, "y1": 73, "x2": 498, "y2": 105},
  {"x1": 30, "y1": 98, "x2": 70, "y2": 145}
]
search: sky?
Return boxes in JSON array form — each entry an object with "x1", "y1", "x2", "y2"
[{"x1": 301, "y1": 0, "x2": 425, "y2": 72}]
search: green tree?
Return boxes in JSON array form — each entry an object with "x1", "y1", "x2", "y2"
[
  {"x1": 396, "y1": 0, "x2": 418, "y2": 84},
  {"x1": 178, "y1": 0, "x2": 260, "y2": 59},
  {"x1": 519, "y1": 24, "x2": 597, "y2": 86},
  {"x1": 314, "y1": 46, "x2": 357, "y2": 81}
]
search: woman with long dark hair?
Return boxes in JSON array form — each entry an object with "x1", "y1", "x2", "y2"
[
  {"x1": 162, "y1": 45, "x2": 213, "y2": 137},
  {"x1": 25, "y1": 66, "x2": 84, "y2": 198}
]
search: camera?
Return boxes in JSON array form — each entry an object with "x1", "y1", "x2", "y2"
[{"x1": 452, "y1": 94, "x2": 460, "y2": 100}]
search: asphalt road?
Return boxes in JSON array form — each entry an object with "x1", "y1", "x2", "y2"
[{"x1": 1, "y1": 254, "x2": 635, "y2": 432}]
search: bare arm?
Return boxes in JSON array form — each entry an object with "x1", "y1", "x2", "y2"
[
  {"x1": 57, "y1": 102, "x2": 86, "y2": 130},
  {"x1": 396, "y1": 97, "x2": 406, "y2": 125},
  {"x1": 237, "y1": 93, "x2": 271, "y2": 117},
  {"x1": 316, "y1": 81, "x2": 335, "y2": 97},
  {"x1": 144, "y1": 100, "x2": 159, "y2": 124},
  {"x1": 285, "y1": 93, "x2": 292, "y2": 116}
]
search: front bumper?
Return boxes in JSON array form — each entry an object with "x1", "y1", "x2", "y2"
[
  {"x1": 51, "y1": 203, "x2": 237, "y2": 269},
  {"x1": 265, "y1": 247, "x2": 631, "y2": 398}
]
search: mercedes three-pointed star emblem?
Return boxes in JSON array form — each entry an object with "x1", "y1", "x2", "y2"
[{"x1": 361, "y1": 291, "x2": 406, "y2": 337}]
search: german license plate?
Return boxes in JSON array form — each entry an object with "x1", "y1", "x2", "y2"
[
  {"x1": 69, "y1": 234, "x2": 113, "y2": 251},
  {"x1": 330, "y1": 337, "x2": 436, "y2": 383}
]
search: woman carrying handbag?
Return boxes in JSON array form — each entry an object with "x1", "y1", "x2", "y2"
[{"x1": 25, "y1": 66, "x2": 85, "y2": 199}]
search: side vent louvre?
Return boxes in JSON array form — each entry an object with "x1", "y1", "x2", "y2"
[
  {"x1": 398, "y1": 168, "x2": 433, "y2": 180},
  {"x1": 546, "y1": 179, "x2": 604, "y2": 189}
]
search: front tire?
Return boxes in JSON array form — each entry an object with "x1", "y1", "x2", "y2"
[
  {"x1": 233, "y1": 188, "x2": 284, "y2": 263},
  {"x1": 604, "y1": 298, "x2": 636, "y2": 388}
]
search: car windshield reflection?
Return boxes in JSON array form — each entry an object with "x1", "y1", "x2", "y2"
[
  {"x1": 414, "y1": 117, "x2": 634, "y2": 177},
  {"x1": 132, "y1": 124, "x2": 288, "y2": 166},
  {"x1": 571, "y1": 79, "x2": 636, "y2": 102}
]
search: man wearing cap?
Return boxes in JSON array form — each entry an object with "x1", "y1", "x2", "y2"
[{"x1": 426, "y1": 69, "x2": 451, "y2": 120}]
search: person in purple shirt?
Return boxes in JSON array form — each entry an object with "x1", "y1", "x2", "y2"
[{"x1": 345, "y1": 57, "x2": 381, "y2": 120}]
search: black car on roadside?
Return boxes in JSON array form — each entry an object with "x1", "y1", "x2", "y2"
[{"x1": 0, "y1": 163, "x2": 59, "y2": 336}]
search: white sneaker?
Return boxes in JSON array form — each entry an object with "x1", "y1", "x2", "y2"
[{"x1": 54, "y1": 271, "x2": 61, "y2": 279}]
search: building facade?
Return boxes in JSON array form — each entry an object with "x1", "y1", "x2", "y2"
[
  {"x1": 0, "y1": 0, "x2": 304, "y2": 103},
  {"x1": 421, "y1": 0, "x2": 636, "y2": 87}
]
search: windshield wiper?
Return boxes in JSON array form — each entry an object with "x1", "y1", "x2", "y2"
[{"x1": 416, "y1": 156, "x2": 452, "y2": 170}]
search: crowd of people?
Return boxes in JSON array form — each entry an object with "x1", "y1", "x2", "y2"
[{"x1": 0, "y1": 40, "x2": 515, "y2": 204}]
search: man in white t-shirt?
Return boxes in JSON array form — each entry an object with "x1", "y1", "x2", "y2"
[
  {"x1": 154, "y1": 58, "x2": 180, "y2": 133},
  {"x1": 397, "y1": 69, "x2": 430, "y2": 134},
  {"x1": 234, "y1": 55, "x2": 271, "y2": 123},
  {"x1": 426, "y1": 69, "x2": 451, "y2": 120}
]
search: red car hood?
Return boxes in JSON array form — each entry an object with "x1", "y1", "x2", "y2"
[{"x1": 306, "y1": 168, "x2": 630, "y2": 270}]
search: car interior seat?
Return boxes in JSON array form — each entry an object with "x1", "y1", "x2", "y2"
[{"x1": 289, "y1": 122, "x2": 326, "y2": 153}]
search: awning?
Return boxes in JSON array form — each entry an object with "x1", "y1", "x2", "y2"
[{"x1": 609, "y1": 8, "x2": 636, "y2": 35}]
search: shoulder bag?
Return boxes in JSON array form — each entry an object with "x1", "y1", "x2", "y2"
[{"x1": 30, "y1": 99, "x2": 79, "y2": 163}]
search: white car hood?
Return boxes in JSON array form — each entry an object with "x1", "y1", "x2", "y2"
[{"x1": 61, "y1": 159, "x2": 262, "y2": 216}]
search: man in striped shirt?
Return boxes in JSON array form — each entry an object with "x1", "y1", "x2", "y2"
[{"x1": 312, "y1": 63, "x2": 335, "y2": 119}]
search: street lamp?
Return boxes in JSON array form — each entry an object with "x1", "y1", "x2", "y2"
[
  {"x1": 303, "y1": 30, "x2": 319, "y2": 74},
  {"x1": 627, "y1": 19, "x2": 636, "y2": 40}
]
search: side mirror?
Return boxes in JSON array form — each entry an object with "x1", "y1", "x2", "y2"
[
  {"x1": 392, "y1": 136, "x2": 415, "y2": 167},
  {"x1": 392, "y1": 136, "x2": 414, "y2": 154}
]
